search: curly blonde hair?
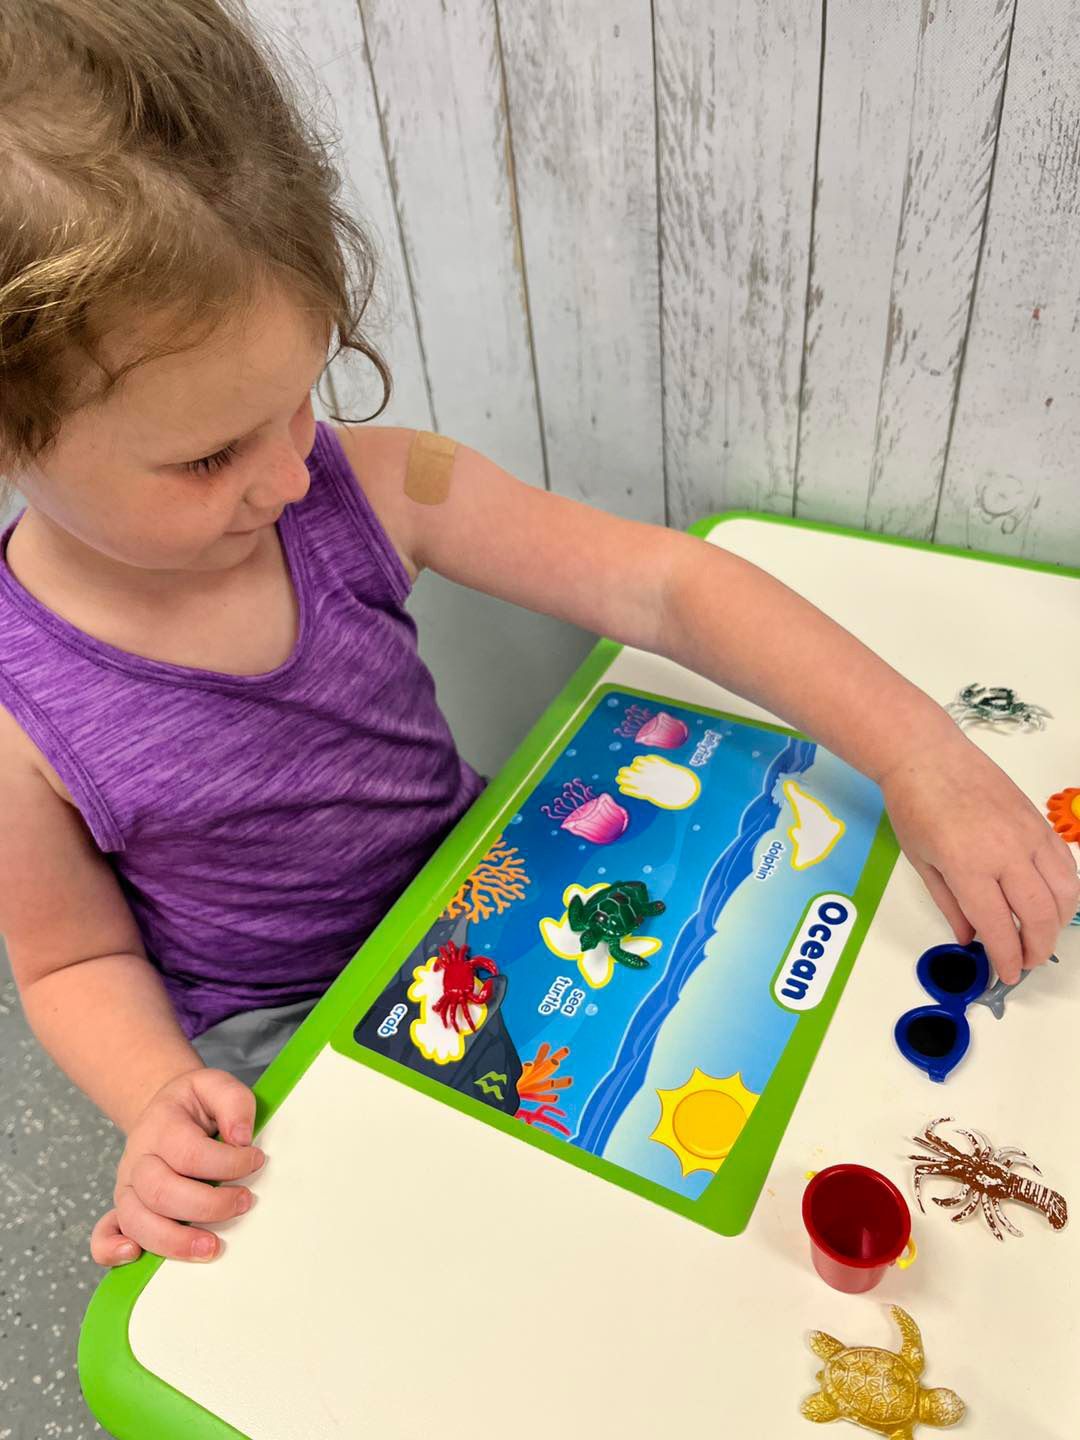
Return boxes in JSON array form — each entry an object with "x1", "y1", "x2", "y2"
[{"x1": 0, "y1": 0, "x2": 389, "y2": 478}]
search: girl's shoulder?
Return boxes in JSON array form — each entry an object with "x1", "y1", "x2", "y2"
[
  {"x1": 0, "y1": 696, "x2": 144, "y2": 996},
  {"x1": 0, "y1": 678, "x2": 75, "y2": 807},
  {"x1": 327, "y1": 424, "x2": 421, "y2": 585}
]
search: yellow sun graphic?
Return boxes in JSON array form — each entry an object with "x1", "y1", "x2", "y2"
[{"x1": 650, "y1": 1069, "x2": 760, "y2": 1176}]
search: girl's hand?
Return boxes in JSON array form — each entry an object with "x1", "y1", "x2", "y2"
[
  {"x1": 90, "y1": 1067, "x2": 265, "y2": 1266},
  {"x1": 880, "y1": 730, "x2": 1079, "y2": 984}
]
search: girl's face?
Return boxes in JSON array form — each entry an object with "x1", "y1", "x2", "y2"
[{"x1": 18, "y1": 286, "x2": 328, "y2": 573}]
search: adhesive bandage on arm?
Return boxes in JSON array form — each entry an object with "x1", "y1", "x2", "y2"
[{"x1": 404, "y1": 430, "x2": 457, "y2": 504}]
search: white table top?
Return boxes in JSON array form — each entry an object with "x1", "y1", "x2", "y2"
[{"x1": 126, "y1": 518, "x2": 1080, "y2": 1439}]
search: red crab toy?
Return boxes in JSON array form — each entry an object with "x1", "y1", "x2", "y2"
[{"x1": 432, "y1": 942, "x2": 499, "y2": 1033}]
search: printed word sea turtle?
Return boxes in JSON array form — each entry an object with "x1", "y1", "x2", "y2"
[
  {"x1": 567, "y1": 881, "x2": 665, "y2": 969},
  {"x1": 801, "y1": 1306, "x2": 964, "y2": 1437}
]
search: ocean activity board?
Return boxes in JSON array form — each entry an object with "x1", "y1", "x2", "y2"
[{"x1": 339, "y1": 687, "x2": 896, "y2": 1233}]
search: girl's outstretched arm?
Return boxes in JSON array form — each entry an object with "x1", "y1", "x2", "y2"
[{"x1": 342, "y1": 425, "x2": 1078, "y2": 982}]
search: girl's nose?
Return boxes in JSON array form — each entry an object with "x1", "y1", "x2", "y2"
[
  {"x1": 275, "y1": 447, "x2": 312, "y2": 505},
  {"x1": 244, "y1": 441, "x2": 311, "y2": 511}
]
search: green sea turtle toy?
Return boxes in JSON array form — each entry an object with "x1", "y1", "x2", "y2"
[
  {"x1": 567, "y1": 881, "x2": 665, "y2": 969},
  {"x1": 801, "y1": 1306, "x2": 965, "y2": 1436}
]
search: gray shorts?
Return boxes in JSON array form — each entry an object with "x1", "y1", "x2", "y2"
[{"x1": 191, "y1": 996, "x2": 321, "y2": 1089}]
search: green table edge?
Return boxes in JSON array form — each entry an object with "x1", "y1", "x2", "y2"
[{"x1": 78, "y1": 509, "x2": 1080, "y2": 1440}]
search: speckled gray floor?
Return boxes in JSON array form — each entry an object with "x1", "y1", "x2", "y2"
[{"x1": 1, "y1": 946, "x2": 119, "y2": 1439}]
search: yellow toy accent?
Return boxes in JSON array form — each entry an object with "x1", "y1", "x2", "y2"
[
  {"x1": 801, "y1": 1306, "x2": 965, "y2": 1435},
  {"x1": 538, "y1": 883, "x2": 661, "y2": 989},
  {"x1": 616, "y1": 754, "x2": 701, "y2": 810},
  {"x1": 407, "y1": 954, "x2": 488, "y2": 1064},
  {"x1": 649, "y1": 1069, "x2": 759, "y2": 1177},
  {"x1": 783, "y1": 780, "x2": 845, "y2": 869}
]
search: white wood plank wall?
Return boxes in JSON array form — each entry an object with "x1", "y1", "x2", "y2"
[
  {"x1": 244, "y1": 0, "x2": 1079, "y2": 761},
  {"x1": 935, "y1": 0, "x2": 1080, "y2": 564},
  {"x1": 656, "y1": 1, "x2": 821, "y2": 527},
  {"x1": 249, "y1": 0, "x2": 1079, "y2": 561}
]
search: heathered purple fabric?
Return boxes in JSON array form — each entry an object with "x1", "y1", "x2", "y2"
[{"x1": 0, "y1": 422, "x2": 483, "y2": 1037}]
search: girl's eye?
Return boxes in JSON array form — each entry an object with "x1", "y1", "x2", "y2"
[{"x1": 185, "y1": 441, "x2": 239, "y2": 475}]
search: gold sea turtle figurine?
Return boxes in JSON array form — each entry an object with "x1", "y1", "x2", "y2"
[{"x1": 801, "y1": 1306, "x2": 965, "y2": 1437}]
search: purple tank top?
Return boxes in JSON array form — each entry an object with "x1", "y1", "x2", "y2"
[{"x1": 0, "y1": 423, "x2": 483, "y2": 1037}]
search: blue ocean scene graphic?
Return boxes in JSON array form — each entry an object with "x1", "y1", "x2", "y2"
[
  {"x1": 359, "y1": 688, "x2": 888, "y2": 1210},
  {"x1": 572, "y1": 736, "x2": 815, "y2": 1156}
]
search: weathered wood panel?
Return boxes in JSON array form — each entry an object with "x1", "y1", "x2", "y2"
[
  {"x1": 496, "y1": 1, "x2": 664, "y2": 521},
  {"x1": 936, "y1": 0, "x2": 1080, "y2": 563},
  {"x1": 359, "y1": 1, "x2": 544, "y2": 483},
  {"x1": 656, "y1": 0, "x2": 821, "y2": 529},
  {"x1": 865, "y1": 0, "x2": 1015, "y2": 539},
  {"x1": 256, "y1": 0, "x2": 1080, "y2": 571},
  {"x1": 248, "y1": 0, "x2": 432, "y2": 428},
  {"x1": 796, "y1": 1, "x2": 1014, "y2": 538},
  {"x1": 792, "y1": 1, "x2": 919, "y2": 526}
]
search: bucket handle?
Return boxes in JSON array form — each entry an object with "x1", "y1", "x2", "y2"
[{"x1": 896, "y1": 1236, "x2": 918, "y2": 1270}]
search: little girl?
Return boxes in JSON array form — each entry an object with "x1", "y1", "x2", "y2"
[{"x1": 1, "y1": 0, "x2": 1073, "y2": 1273}]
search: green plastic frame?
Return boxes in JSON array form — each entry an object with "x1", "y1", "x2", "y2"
[{"x1": 79, "y1": 511, "x2": 1080, "y2": 1440}]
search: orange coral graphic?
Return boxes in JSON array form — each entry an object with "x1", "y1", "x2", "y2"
[
  {"x1": 1046, "y1": 788, "x2": 1080, "y2": 844},
  {"x1": 443, "y1": 834, "x2": 530, "y2": 924},
  {"x1": 516, "y1": 1043, "x2": 574, "y2": 1137},
  {"x1": 517, "y1": 1042, "x2": 573, "y2": 1104}
]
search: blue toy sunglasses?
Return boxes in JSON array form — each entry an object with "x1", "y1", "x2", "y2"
[
  {"x1": 894, "y1": 941, "x2": 991, "y2": 1082},
  {"x1": 895, "y1": 940, "x2": 1058, "y2": 1081}
]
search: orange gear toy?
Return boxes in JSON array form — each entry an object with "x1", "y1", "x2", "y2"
[{"x1": 1046, "y1": 788, "x2": 1080, "y2": 843}]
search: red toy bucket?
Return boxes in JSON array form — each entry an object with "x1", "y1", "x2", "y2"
[{"x1": 802, "y1": 1165, "x2": 917, "y2": 1294}]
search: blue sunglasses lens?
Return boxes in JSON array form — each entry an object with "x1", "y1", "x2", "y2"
[
  {"x1": 924, "y1": 949, "x2": 980, "y2": 994},
  {"x1": 904, "y1": 1011, "x2": 958, "y2": 1058},
  {"x1": 895, "y1": 1005, "x2": 970, "y2": 1081}
]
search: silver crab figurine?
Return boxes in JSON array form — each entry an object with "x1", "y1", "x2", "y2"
[{"x1": 944, "y1": 683, "x2": 1050, "y2": 732}]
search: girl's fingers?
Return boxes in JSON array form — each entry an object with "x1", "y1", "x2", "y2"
[
  {"x1": 114, "y1": 1184, "x2": 222, "y2": 1263},
  {"x1": 1000, "y1": 865, "x2": 1061, "y2": 972},
  {"x1": 911, "y1": 860, "x2": 975, "y2": 945},
  {"x1": 130, "y1": 1152, "x2": 253, "y2": 1224},
  {"x1": 90, "y1": 1208, "x2": 143, "y2": 1267},
  {"x1": 159, "y1": 1124, "x2": 265, "y2": 1183},
  {"x1": 948, "y1": 875, "x2": 1023, "y2": 984}
]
